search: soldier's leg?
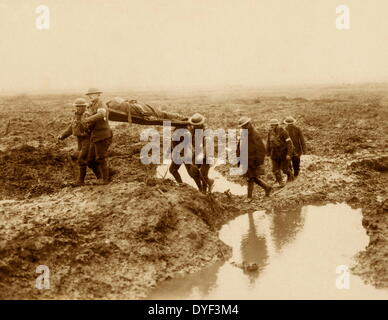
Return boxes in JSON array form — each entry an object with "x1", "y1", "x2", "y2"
[
  {"x1": 95, "y1": 137, "x2": 112, "y2": 184},
  {"x1": 292, "y1": 155, "x2": 301, "y2": 177},
  {"x1": 282, "y1": 158, "x2": 294, "y2": 183},
  {"x1": 76, "y1": 139, "x2": 90, "y2": 185},
  {"x1": 199, "y1": 164, "x2": 214, "y2": 192},
  {"x1": 87, "y1": 141, "x2": 100, "y2": 179},
  {"x1": 169, "y1": 162, "x2": 183, "y2": 183},
  {"x1": 244, "y1": 178, "x2": 254, "y2": 202},
  {"x1": 253, "y1": 177, "x2": 273, "y2": 197},
  {"x1": 186, "y1": 164, "x2": 203, "y2": 192},
  {"x1": 272, "y1": 159, "x2": 284, "y2": 187},
  {"x1": 74, "y1": 153, "x2": 87, "y2": 186}
]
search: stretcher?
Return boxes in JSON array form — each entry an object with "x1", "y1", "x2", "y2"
[
  {"x1": 108, "y1": 108, "x2": 189, "y2": 127},
  {"x1": 107, "y1": 98, "x2": 189, "y2": 128}
]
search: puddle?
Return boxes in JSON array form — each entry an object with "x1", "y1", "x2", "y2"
[
  {"x1": 147, "y1": 203, "x2": 388, "y2": 299},
  {"x1": 156, "y1": 160, "x2": 246, "y2": 196}
]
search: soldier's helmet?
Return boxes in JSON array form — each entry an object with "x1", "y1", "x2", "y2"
[
  {"x1": 283, "y1": 116, "x2": 296, "y2": 124},
  {"x1": 238, "y1": 116, "x2": 251, "y2": 127},
  {"x1": 73, "y1": 97, "x2": 88, "y2": 107},
  {"x1": 269, "y1": 118, "x2": 280, "y2": 126},
  {"x1": 188, "y1": 113, "x2": 206, "y2": 126}
]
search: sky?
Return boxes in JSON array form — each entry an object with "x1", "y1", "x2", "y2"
[{"x1": 0, "y1": 0, "x2": 387, "y2": 92}]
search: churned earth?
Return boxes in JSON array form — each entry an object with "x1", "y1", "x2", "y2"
[{"x1": 0, "y1": 84, "x2": 387, "y2": 298}]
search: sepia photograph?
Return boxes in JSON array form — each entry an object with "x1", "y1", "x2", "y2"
[{"x1": 0, "y1": 0, "x2": 387, "y2": 305}]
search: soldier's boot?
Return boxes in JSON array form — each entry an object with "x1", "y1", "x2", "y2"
[
  {"x1": 207, "y1": 178, "x2": 214, "y2": 193},
  {"x1": 73, "y1": 166, "x2": 86, "y2": 186},
  {"x1": 169, "y1": 166, "x2": 183, "y2": 184},
  {"x1": 170, "y1": 171, "x2": 183, "y2": 184},
  {"x1": 294, "y1": 169, "x2": 300, "y2": 177},
  {"x1": 244, "y1": 181, "x2": 254, "y2": 203},
  {"x1": 101, "y1": 162, "x2": 110, "y2": 185},
  {"x1": 96, "y1": 163, "x2": 110, "y2": 185},
  {"x1": 254, "y1": 178, "x2": 273, "y2": 197},
  {"x1": 188, "y1": 166, "x2": 203, "y2": 192},
  {"x1": 276, "y1": 173, "x2": 285, "y2": 188},
  {"x1": 193, "y1": 177, "x2": 204, "y2": 193}
]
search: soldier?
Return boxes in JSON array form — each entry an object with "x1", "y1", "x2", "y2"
[
  {"x1": 83, "y1": 88, "x2": 113, "y2": 185},
  {"x1": 57, "y1": 98, "x2": 94, "y2": 186},
  {"x1": 237, "y1": 117, "x2": 273, "y2": 202},
  {"x1": 283, "y1": 116, "x2": 306, "y2": 178},
  {"x1": 106, "y1": 97, "x2": 188, "y2": 123},
  {"x1": 169, "y1": 113, "x2": 214, "y2": 193},
  {"x1": 266, "y1": 118, "x2": 294, "y2": 187}
]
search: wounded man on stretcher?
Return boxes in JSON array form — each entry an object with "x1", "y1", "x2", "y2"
[{"x1": 106, "y1": 97, "x2": 189, "y2": 127}]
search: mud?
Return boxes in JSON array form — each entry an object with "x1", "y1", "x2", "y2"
[
  {"x1": 0, "y1": 181, "x2": 234, "y2": 299},
  {"x1": 148, "y1": 204, "x2": 388, "y2": 299},
  {"x1": 0, "y1": 86, "x2": 387, "y2": 298}
]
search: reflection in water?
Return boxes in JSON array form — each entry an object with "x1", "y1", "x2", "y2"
[
  {"x1": 148, "y1": 204, "x2": 388, "y2": 300},
  {"x1": 239, "y1": 213, "x2": 268, "y2": 285},
  {"x1": 272, "y1": 207, "x2": 304, "y2": 252}
]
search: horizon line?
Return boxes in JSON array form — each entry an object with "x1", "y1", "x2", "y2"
[{"x1": 1, "y1": 81, "x2": 388, "y2": 96}]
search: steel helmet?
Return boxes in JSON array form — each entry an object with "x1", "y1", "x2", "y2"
[
  {"x1": 238, "y1": 116, "x2": 251, "y2": 127},
  {"x1": 284, "y1": 116, "x2": 297, "y2": 124},
  {"x1": 188, "y1": 113, "x2": 206, "y2": 126},
  {"x1": 73, "y1": 97, "x2": 88, "y2": 107}
]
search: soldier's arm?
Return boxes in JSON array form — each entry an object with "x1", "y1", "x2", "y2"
[
  {"x1": 282, "y1": 129, "x2": 294, "y2": 156},
  {"x1": 299, "y1": 128, "x2": 307, "y2": 154},
  {"x1": 236, "y1": 139, "x2": 241, "y2": 157},
  {"x1": 266, "y1": 133, "x2": 271, "y2": 156},
  {"x1": 255, "y1": 138, "x2": 266, "y2": 163},
  {"x1": 83, "y1": 106, "x2": 107, "y2": 124},
  {"x1": 58, "y1": 124, "x2": 73, "y2": 140},
  {"x1": 235, "y1": 139, "x2": 241, "y2": 166}
]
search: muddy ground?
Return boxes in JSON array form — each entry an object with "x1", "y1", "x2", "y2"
[{"x1": 0, "y1": 84, "x2": 387, "y2": 298}]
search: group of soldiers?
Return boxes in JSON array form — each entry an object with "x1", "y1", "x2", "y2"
[
  {"x1": 58, "y1": 88, "x2": 113, "y2": 186},
  {"x1": 237, "y1": 115, "x2": 306, "y2": 202},
  {"x1": 58, "y1": 88, "x2": 306, "y2": 202}
]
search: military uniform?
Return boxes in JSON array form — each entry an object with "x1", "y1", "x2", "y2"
[
  {"x1": 267, "y1": 126, "x2": 294, "y2": 185},
  {"x1": 169, "y1": 125, "x2": 213, "y2": 193},
  {"x1": 84, "y1": 98, "x2": 113, "y2": 184},
  {"x1": 58, "y1": 106, "x2": 94, "y2": 184},
  {"x1": 237, "y1": 123, "x2": 272, "y2": 198},
  {"x1": 285, "y1": 123, "x2": 306, "y2": 177}
]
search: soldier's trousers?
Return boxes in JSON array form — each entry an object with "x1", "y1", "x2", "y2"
[
  {"x1": 87, "y1": 137, "x2": 112, "y2": 181},
  {"x1": 76, "y1": 137, "x2": 91, "y2": 182},
  {"x1": 77, "y1": 138, "x2": 90, "y2": 167},
  {"x1": 169, "y1": 162, "x2": 211, "y2": 192},
  {"x1": 291, "y1": 155, "x2": 301, "y2": 176},
  {"x1": 271, "y1": 158, "x2": 291, "y2": 183}
]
